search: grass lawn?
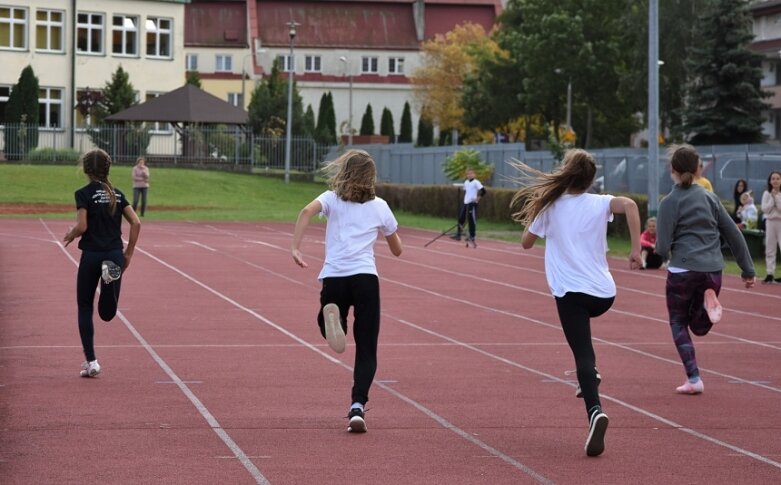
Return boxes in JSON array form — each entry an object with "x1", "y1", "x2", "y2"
[{"x1": 0, "y1": 163, "x2": 761, "y2": 276}]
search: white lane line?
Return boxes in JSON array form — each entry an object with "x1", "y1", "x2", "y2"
[
  {"x1": 184, "y1": 240, "x2": 216, "y2": 252},
  {"x1": 134, "y1": 241, "x2": 552, "y2": 484},
  {"x1": 38, "y1": 219, "x2": 270, "y2": 485}
]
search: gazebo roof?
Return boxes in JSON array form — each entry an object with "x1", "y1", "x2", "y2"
[{"x1": 105, "y1": 84, "x2": 248, "y2": 125}]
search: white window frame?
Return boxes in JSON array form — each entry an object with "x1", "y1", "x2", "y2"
[
  {"x1": 361, "y1": 56, "x2": 379, "y2": 74},
  {"x1": 145, "y1": 17, "x2": 172, "y2": 59},
  {"x1": 112, "y1": 14, "x2": 138, "y2": 57},
  {"x1": 388, "y1": 56, "x2": 404, "y2": 75},
  {"x1": 227, "y1": 93, "x2": 243, "y2": 107},
  {"x1": 0, "y1": 85, "x2": 11, "y2": 126},
  {"x1": 304, "y1": 55, "x2": 321, "y2": 73},
  {"x1": 77, "y1": 12, "x2": 104, "y2": 54},
  {"x1": 215, "y1": 54, "x2": 232, "y2": 72},
  {"x1": 277, "y1": 54, "x2": 294, "y2": 72},
  {"x1": 1, "y1": 6, "x2": 28, "y2": 50},
  {"x1": 39, "y1": 87, "x2": 63, "y2": 129},
  {"x1": 36, "y1": 9, "x2": 64, "y2": 53},
  {"x1": 186, "y1": 53, "x2": 198, "y2": 71},
  {"x1": 145, "y1": 92, "x2": 172, "y2": 133}
]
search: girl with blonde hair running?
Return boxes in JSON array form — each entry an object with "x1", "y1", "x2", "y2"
[
  {"x1": 291, "y1": 149, "x2": 402, "y2": 433},
  {"x1": 513, "y1": 148, "x2": 642, "y2": 457}
]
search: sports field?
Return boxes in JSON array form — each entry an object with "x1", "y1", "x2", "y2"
[{"x1": 1, "y1": 218, "x2": 780, "y2": 484}]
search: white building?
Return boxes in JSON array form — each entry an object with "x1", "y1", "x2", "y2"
[{"x1": 752, "y1": 0, "x2": 781, "y2": 141}]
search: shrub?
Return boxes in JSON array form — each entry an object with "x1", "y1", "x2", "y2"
[
  {"x1": 442, "y1": 149, "x2": 494, "y2": 184},
  {"x1": 26, "y1": 147, "x2": 81, "y2": 162}
]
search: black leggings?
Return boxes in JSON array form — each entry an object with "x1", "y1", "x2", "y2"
[
  {"x1": 318, "y1": 274, "x2": 380, "y2": 405},
  {"x1": 77, "y1": 249, "x2": 124, "y2": 361},
  {"x1": 456, "y1": 202, "x2": 478, "y2": 238},
  {"x1": 132, "y1": 187, "x2": 147, "y2": 216},
  {"x1": 554, "y1": 292, "x2": 614, "y2": 418}
]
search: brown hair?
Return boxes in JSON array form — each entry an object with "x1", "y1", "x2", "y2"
[
  {"x1": 324, "y1": 149, "x2": 377, "y2": 203},
  {"x1": 81, "y1": 149, "x2": 117, "y2": 214},
  {"x1": 511, "y1": 148, "x2": 597, "y2": 226},
  {"x1": 768, "y1": 171, "x2": 781, "y2": 192},
  {"x1": 668, "y1": 144, "x2": 700, "y2": 188}
]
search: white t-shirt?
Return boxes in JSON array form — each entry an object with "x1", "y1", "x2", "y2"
[
  {"x1": 316, "y1": 190, "x2": 398, "y2": 280},
  {"x1": 463, "y1": 178, "x2": 484, "y2": 203},
  {"x1": 528, "y1": 193, "x2": 616, "y2": 298}
]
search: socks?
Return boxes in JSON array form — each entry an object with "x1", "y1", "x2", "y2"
[
  {"x1": 688, "y1": 376, "x2": 701, "y2": 385},
  {"x1": 350, "y1": 402, "x2": 364, "y2": 412}
]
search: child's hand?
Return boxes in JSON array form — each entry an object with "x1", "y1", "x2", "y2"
[
  {"x1": 292, "y1": 248, "x2": 308, "y2": 268},
  {"x1": 629, "y1": 249, "x2": 643, "y2": 270},
  {"x1": 743, "y1": 276, "x2": 756, "y2": 288},
  {"x1": 63, "y1": 229, "x2": 75, "y2": 247}
]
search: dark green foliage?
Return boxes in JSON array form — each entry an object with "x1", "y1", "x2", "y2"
[
  {"x1": 315, "y1": 92, "x2": 336, "y2": 144},
  {"x1": 186, "y1": 71, "x2": 202, "y2": 88},
  {"x1": 4, "y1": 65, "x2": 40, "y2": 159},
  {"x1": 380, "y1": 107, "x2": 395, "y2": 142},
  {"x1": 325, "y1": 92, "x2": 337, "y2": 144},
  {"x1": 360, "y1": 103, "x2": 375, "y2": 135},
  {"x1": 303, "y1": 104, "x2": 316, "y2": 137},
  {"x1": 248, "y1": 59, "x2": 304, "y2": 137},
  {"x1": 683, "y1": 0, "x2": 769, "y2": 144},
  {"x1": 417, "y1": 111, "x2": 434, "y2": 146},
  {"x1": 399, "y1": 102, "x2": 413, "y2": 143}
]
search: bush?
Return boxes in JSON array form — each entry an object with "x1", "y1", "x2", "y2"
[
  {"x1": 26, "y1": 147, "x2": 81, "y2": 162},
  {"x1": 442, "y1": 149, "x2": 494, "y2": 184}
]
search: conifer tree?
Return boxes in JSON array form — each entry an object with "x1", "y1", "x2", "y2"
[
  {"x1": 303, "y1": 104, "x2": 316, "y2": 138},
  {"x1": 4, "y1": 65, "x2": 40, "y2": 159},
  {"x1": 380, "y1": 107, "x2": 395, "y2": 142},
  {"x1": 399, "y1": 102, "x2": 413, "y2": 143},
  {"x1": 360, "y1": 104, "x2": 375, "y2": 135},
  {"x1": 416, "y1": 109, "x2": 434, "y2": 146}
]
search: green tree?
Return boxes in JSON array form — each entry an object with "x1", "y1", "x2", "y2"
[
  {"x1": 417, "y1": 108, "x2": 434, "y2": 146},
  {"x1": 303, "y1": 104, "x2": 316, "y2": 137},
  {"x1": 248, "y1": 59, "x2": 303, "y2": 137},
  {"x1": 360, "y1": 103, "x2": 375, "y2": 135},
  {"x1": 682, "y1": 0, "x2": 769, "y2": 144},
  {"x1": 326, "y1": 92, "x2": 337, "y2": 144},
  {"x1": 186, "y1": 71, "x2": 202, "y2": 88},
  {"x1": 380, "y1": 107, "x2": 395, "y2": 142},
  {"x1": 4, "y1": 65, "x2": 40, "y2": 159},
  {"x1": 88, "y1": 65, "x2": 147, "y2": 159},
  {"x1": 399, "y1": 101, "x2": 413, "y2": 143}
]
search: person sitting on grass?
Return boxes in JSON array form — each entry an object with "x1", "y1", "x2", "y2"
[{"x1": 640, "y1": 217, "x2": 664, "y2": 269}]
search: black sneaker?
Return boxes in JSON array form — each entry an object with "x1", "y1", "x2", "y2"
[
  {"x1": 347, "y1": 408, "x2": 367, "y2": 433},
  {"x1": 763, "y1": 275, "x2": 775, "y2": 284},
  {"x1": 450, "y1": 234, "x2": 462, "y2": 241},
  {"x1": 585, "y1": 408, "x2": 609, "y2": 457},
  {"x1": 101, "y1": 260, "x2": 122, "y2": 284},
  {"x1": 575, "y1": 369, "x2": 602, "y2": 398}
]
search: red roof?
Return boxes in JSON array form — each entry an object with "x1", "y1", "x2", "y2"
[
  {"x1": 185, "y1": 1, "x2": 248, "y2": 47},
  {"x1": 424, "y1": 4, "x2": 495, "y2": 38}
]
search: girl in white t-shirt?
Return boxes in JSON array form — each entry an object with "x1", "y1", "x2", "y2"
[
  {"x1": 292, "y1": 149, "x2": 403, "y2": 434},
  {"x1": 513, "y1": 149, "x2": 642, "y2": 457}
]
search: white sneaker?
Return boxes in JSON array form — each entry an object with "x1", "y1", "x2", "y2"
[
  {"x1": 323, "y1": 303, "x2": 346, "y2": 354},
  {"x1": 79, "y1": 360, "x2": 101, "y2": 377},
  {"x1": 101, "y1": 260, "x2": 121, "y2": 284}
]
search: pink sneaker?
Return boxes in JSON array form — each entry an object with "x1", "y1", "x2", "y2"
[
  {"x1": 676, "y1": 379, "x2": 704, "y2": 394},
  {"x1": 703, "y1": 289, "x2": 722, "y2": 324}
]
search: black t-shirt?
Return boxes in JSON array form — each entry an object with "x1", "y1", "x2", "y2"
[{"x1": 74, "y1": 181, "x2": 129, "y2": 251}]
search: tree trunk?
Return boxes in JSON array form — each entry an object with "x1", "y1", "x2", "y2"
[{"x1": 585, "y1": 106, "x2": 593, "y2": 148}]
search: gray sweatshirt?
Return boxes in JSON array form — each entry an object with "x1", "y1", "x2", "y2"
[{"x1": 656, "y1": 184, "x2": 755, "y2": 278}]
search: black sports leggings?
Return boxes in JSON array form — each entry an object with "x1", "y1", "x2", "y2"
[
  {"x1": 77, "y1": 249, "x2": 124, "y2": 361},
  {"x1": 318, "y1": 274, "x2": 380, "y2": 405},
  {"x1": 554, "y1": 292, "x2": 615, "y2": 418},
  {"x1": 457, "y1": 202, "x2": 478, "y2": 238}
]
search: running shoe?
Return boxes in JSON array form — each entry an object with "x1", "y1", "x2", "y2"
[
  {"x1": 703, "y1": 289, "x2": 722, "y2": 324},
  {"x1": 101, "y1": 260, "x2": 122, "y2": 284},
  {"x1": 79, "y1": 360, "x2": 101, "y2": 378},
  {"x1": 676, "y1": 379, "x2": 704, "y2": 395},
  {"x1": 585, "y1": 408, "x2": 609, "y2": 457},
  {"x1": 323, "y1": 303, "x2": 346, "y2": 354},
  {"x1": 347, "y1": 408, "x2": 367, "y2": 433}
]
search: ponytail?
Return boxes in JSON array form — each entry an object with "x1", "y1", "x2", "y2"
[
  {"x1": 81, "y1": 149, "x2": 117, "y2": 214},
  {"x1": 668, "y1": 144, "x2": 700, "y2": 189}
]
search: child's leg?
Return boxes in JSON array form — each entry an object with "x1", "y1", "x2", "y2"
[
  {"x1": 452, "y1": 205, "x2": 467, "y2": 238},
  {"x1": 688, "y1": 271, "x2": 722, "y2": 336},
  {"x1": 641, "y1": 248, "x2": 649, "y2": 267},
  {"x1": 317, "y1": 277, "x2": 349, "y2": 338},
  {"x1": 140, "y1": 188, "x2": 148, "y2": 216},
  {"x1": 555, "y1": 292, "x2": 613, "y2": 418},
  {"x1": 132, "y1": 188, "x2": 141, "y2": 211},
  {"x1": 666, "y1": 272, "x2": 703, "y2": 380},
  {"x1": 467, "y1": 203, "x2": 478, "y2": 239},
  {"x1": 97, "y1": 250, "x2": 124, "y2": 322},
  {"x1": 76, "y1": 252, "x2": 102, "y2": 361},
  {"x1": 349, "y1": 274, "x2": 381, "y2": 406},
  {"x1": 766, "y1": 219, "x2": 780, "y2": 277}
]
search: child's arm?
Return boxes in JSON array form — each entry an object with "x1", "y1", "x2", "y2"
[
  {"x1": 122, "y1": 205, "x2": 141, "y2": 270},
  {"x1": 63, "y1": 209, "x2": 88, "y2": 247},
  {"x1": 717, "y1": 202, "x2": 756, "y2": 286},
  {"x1": 385, "y1": 232, "x2": 402, "y2": 256},
  {"x1": 639, "y1": 230, "x2": 653, "y2": 248},
  {"x1": 291, "y1": 199, "x2": 322, "y2": 268},
  {"x1": 610, "y1": 196, "x2": 643, "y2": 269},
  {"x1": 521, "y1": 226, "x2": 537, "y2": 249}
]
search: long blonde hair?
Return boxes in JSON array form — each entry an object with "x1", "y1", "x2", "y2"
[
  {"x1": 81, "y1": 149, "x2": 117, "y2": 214},
  {"x1": 324, "y1": 149, "x2": 377, "y2": 203},
  {"x1": 511, "y1": 149, "x2": 597, "y2": 226}
]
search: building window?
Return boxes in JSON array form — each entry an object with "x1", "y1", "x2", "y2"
[
  {"x1": 276, "y1": 54, "x2": 294, "y2": 72},
  {"x1": 0, "y1": 6, "x2": 28, "y2": 50},
  {"x1": 186, "y1": 53, "x2": 198, "y2": 71},
  {"x1": 304, "y1": 55, "x2": 321, "y2": 73},
  {"x1": 146, "y1": 17, "x2": 171, "y2": 58},
  {"x1": 38, "y1": 87, "x2": 63, "y2": 129},
  {"x1": 145, "y1": 92, "x2": 171, "y2": 133},
  {"x1": 77, "y1": 12, "x2": 104, "y2": 54},
  {"x1": 112, "y1": 15, "x2": 138, "y2": 56},
  {"x1": 36, "y1": 9, "x2": 63, "y2": 52},
  {"x1": 0, "y1": 85, "x2": 11, "y2": 125},
  {"x1": 388, "y1": 57, "x2": 404, "y2": 75},
  {"x1": 215, "y1": 54, "x2": 232, "y2": 72},
  {"x1": 361, "y1": 56, "x2": 378, "y2": 74},
  {"x1": 227, "y1": 93, "x2": 243, "y2": 107}
]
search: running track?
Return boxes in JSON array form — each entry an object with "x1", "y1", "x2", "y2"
[{"x1": 1, "y1": 219, "x2": 780, "y2": 484}]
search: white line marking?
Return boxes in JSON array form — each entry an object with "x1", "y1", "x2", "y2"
[
  {"x1": 184, "y1": 240, "x2": 216, "y2": 252},
  {"x1": 38, "y1": 220, "x2": 270, "y2": 485}
]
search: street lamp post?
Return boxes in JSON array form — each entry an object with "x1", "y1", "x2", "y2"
[
  {"x1": 284, "y1": 21, "x2": 299, "y2": 184},
  {"x1": 648, "y1": 0, "x2": 660, "y2": 216},
  {"x1": 554, "y1": 68, "x2": 572, "y2": 133},
  {"x1": 339, "y1": 56, "x2": 353, "y2": 146}
]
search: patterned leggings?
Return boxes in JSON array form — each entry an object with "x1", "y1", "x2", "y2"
[{"x1": 665, "y1": 271, "x2": 722, "y2": 380}]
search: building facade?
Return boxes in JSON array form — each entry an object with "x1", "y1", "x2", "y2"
[{"x1": 752, "y1": 0, "x2": 781, "y2": 141}]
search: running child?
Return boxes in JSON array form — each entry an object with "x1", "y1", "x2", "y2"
[
  {"x1": 655, "y1": 145, "x2": 755, "y2": 395},
  {"x1": 291, "y1": 149, "x2": 402, "y2": 433},
  {"x1": 63, "y1": 149, "x2": 141, "y2": 378},
  {"x1": 450, "y1": 168, "x2": 486, "y2": 245},
  {"x1": 513, "y1": 149, "x2": 642, "y2": 457}
]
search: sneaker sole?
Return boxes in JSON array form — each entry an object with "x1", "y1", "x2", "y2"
[
  {"x1": 323, "y1": 303, "x2": 345, "y2": 354},
  {"x1": 101, "y1": 261, "x2": 122, "y2": 284},
  {"x1": 585, "y1": 413, "x2": 609, "y2": 457},
  {"x1": 348, "y1": 416, "x2": 367, "y2": 433},
  {"x1": 703, "y1": 289, "x2": 722, "y2": 324}
]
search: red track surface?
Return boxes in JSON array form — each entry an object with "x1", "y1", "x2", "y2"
[{"x1": 1, "y1": 219, "x2": 780, "y2": 484}]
